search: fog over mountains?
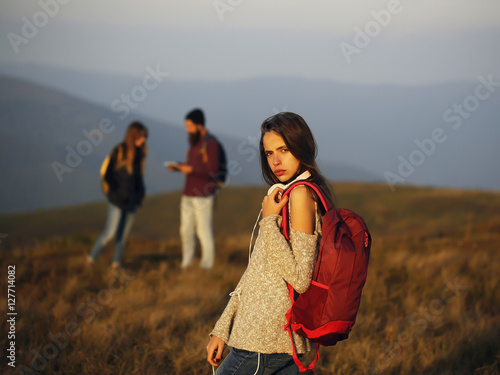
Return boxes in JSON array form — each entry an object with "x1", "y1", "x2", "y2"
[
  {"x1": 0, "y1": 75, "x2": 259, "y2": 214},
  {"x1": 0, "y1": 63, "x2": 499, "y2": 214}
]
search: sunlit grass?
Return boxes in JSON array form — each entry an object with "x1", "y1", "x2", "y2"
[{"x1": 1, "y1": 183, "x2": 499, "y2": 374}]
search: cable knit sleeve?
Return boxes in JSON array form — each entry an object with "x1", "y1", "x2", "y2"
[
  {"x1": 209, "y1": 271, "x2": 247, "y2": 342},
  {"x1": 259, "y1": 214, "x2": 318, "y2": 293}
]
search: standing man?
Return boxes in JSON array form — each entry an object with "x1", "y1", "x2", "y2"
[{"x1": 168, "y1": 108, "x2": 220, "y2": 270}]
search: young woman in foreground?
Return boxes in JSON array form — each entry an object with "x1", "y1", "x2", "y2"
[{"x1": 207, "y1": 112, "x2": 334, "y2": 374}]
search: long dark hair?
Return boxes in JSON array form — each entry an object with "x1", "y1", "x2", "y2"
[
  {"x1": 259, "y1": 112, "x2": 335, "y2": 207},
  {"x1": 117, "y1": 121, "x2": 148, "y2": 174}
]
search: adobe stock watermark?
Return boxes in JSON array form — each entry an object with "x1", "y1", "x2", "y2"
[
  {"x1": 384, "y1": 74, "x2": 499, "y2": 192},
  {"x1": 365, "y1": 277, "x2": 468, "y2": 374},
  {"x1": 15, "y1": 269, "x2": 136, "y2": 374},
  {"x1": 213, "y1": 0, "x2": 243, "y2": 21},
  {"x1": 339, "y1": 0, "x2": 405, "y2": 64},
  {"x1": 51, "y1": 64, "x2": 169, "y2": 183},
  {"x1": 7, "y1": 0, "x2": 72, "y2": 54}
]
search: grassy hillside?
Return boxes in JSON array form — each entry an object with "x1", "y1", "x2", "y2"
[{"x1": 1, "y1": 183, "x2": 499, "y2": 374}]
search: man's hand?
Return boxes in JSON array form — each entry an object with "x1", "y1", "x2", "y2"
[
  {"x1": 168, "y1": 163, "x2": 193, "y2": 174},
  {"x1": 206, "y1": 335, "x2": 225, "y2": 367}
]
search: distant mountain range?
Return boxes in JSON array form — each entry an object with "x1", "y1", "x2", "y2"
[
  {"x1": 0, "y1": 73, "x2": 378, "y2": 214},
  {"x1": 1, "y1": 63, "x2": 499, "y2": 214}
]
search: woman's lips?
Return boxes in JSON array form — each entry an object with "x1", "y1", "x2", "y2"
[{"x1": 274, "y1": 169, "x2": 286, "y2": 176}]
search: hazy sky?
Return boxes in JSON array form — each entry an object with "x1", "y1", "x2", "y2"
[{"x1": 1, "y1": 0, "x2": 499, "y2": 84}]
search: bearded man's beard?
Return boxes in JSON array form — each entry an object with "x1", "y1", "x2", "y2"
[{"x1": 189, "y1": 131, "x2": 201, "y2": 146}]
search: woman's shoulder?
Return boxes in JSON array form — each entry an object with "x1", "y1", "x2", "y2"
[
  {"x1": 288, "y1": 184, "x2": 315, "y2": 204},
  {"x1": 110, "y1": 142, "x2": 126, "y2": 156},
  {"x1": 288, "y1": 185, "x2": 316, "y2": 231}
]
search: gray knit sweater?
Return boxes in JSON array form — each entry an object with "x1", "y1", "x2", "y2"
[{"x1": 210, "y1": 208, "x2": 321, "y2": 355}]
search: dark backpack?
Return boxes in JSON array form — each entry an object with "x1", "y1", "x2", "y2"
[
  {"x1": 201, "y1": 134, "x2": 228, "y2": 188},
  {"x1": 281, "y1": 181, "x2": 371, "y2": 372}
]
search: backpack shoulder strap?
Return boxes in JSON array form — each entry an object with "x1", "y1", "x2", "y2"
[
  {"x1": 281, "y1": 183, "x2": 327, "y2": 372},
  {"x1": 200, "y1": 133, "x2": 216, "y2": 165}
]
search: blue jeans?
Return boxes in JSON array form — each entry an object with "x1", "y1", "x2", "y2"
[
  {"x1": 215, "y1": 348, "x2": 300, "y2": 375},
  {"x1": 89, "y1": 203, "x2": 136, "y2": 265}
]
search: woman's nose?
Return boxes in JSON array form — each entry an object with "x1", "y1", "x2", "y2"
[{"x1": 273, "y1": 154, "x2": 281, "y2": 165}]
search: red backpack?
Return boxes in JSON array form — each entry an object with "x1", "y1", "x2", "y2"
[{"x1": 281, "y1": 181, "x2": 371, "y2": 372}]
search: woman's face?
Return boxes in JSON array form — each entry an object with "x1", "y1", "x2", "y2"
[
  {"x1": 135, "y1": 134, "x2": 146, "y2": 147},
  {"x1": 262, "y1": 131, "x2": 301, "y2": 183}
]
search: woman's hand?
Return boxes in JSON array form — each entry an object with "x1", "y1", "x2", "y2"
[
  {"x1": 206, "y1": 335, "x2": 226, "y2": 367},
  {"x1": 262, "y1": 188, "x2": 289, "y2": 217}
]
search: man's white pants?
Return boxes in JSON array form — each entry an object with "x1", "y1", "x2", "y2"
[{"x1": 180, "y1": 195, "x2": 215, "y2": 269}]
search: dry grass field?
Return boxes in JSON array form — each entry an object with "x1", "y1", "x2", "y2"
[{"x1": 1, "y1": 183, "x2": 499, "y2": 374}]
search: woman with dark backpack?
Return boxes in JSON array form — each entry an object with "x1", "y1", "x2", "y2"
[
  {"x1": 206, "y1": 112, "x2": 334, "y2": 374},
  {"x1": 86, "y1": 121, "x2": 148, "y2": 269}
]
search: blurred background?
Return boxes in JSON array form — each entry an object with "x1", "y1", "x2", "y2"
[
  {"x1": 0, "y1": 0, "x2": 499, "y2": 214},
  {"x1": 1, "y1": 2, "x2": 500, "y2": 374}
]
